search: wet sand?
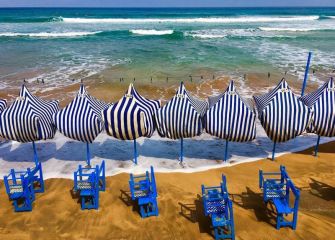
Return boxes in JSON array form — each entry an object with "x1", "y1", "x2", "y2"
[{"x1": 0, "y1": 142, "x2": 334, "y2": 240}]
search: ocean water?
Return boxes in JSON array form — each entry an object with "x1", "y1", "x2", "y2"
[{"x1": 0, "y1": 7, "x2": 335, "y2": 90}]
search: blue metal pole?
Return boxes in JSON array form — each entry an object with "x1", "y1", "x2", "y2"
[
  {"x1": 180, "y1": 138, "x2": 184, "y2": 163},
  {"x1": 314, "y1": 136, "x2": 321, "y2": 157},
  {"x1": 134, "y1": 139, "x2": 138, "y2": 164},
  {"x1": 301, "y1": 52, "x2": 312, "y2": 97},
  {"x1": 224, "y1": 140, "x2": 229, "y2": 162},
  {"x1": 86, "y1": 142, "x2": 91, "y2": 166},
  {"x1": 272, "y1": 142, "x2": 276, "y2": 161},
  {"x1": 32, "y1": 141, "x2": 38, "y2": 166}
]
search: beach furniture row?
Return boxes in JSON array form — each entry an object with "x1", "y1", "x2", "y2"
[
  {"x1": 0, "y1": 76, "x2": 334, "y2": 172},
  {"x1": 0, "y1": 78, "x2": 335, "y2": 173},
  {"x1": 3, "y1": 165, "x2": 300, "y2": 240}
]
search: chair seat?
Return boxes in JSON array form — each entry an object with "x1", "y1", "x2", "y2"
[
  {"x1": 206, "y1": 200, "x2": 226, "y2": 214},
  {"x1": 9, "y1": 185, "x2": 23, "y2": 194},
  {"x1": 77, "y1": 182, "x2": 92, "y2": 190},
  {"x1": 273, "y1": 198, "x2": 293, "y2": 214},
  {"x1": 134, "y1": 190, "x2": 148, "y2": 198}
]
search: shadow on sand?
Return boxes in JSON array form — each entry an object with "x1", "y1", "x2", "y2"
[
  {"x1": 309, "y1": 178, "x2": 335, "y2": 201},
  {"x1": 178, "y1": 194, "x2": 213, "y2": 238},
  {"x1": 231, "y1": 187, "x2": 277, "y2": 228}
]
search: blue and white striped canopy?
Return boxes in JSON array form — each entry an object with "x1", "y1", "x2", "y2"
[
  {"x1": 300, "y1": 77, "x2": 335, "y2": 137},
  {"x1": 205, "y1": 81, "x2": 256, "y2": 142},
  {"x1": 0, "y1": 99, "x2": 6, "y2": 112},
  {"x1": 254, "y1": 79, "x2": 312, "y2": 142},
  {"x1": 54, "y1": 84, "x2": 110, "y2": 143},
  {"x1": 0, "y1": 85, "x2": 59, "y2": 143},
  {"x1": 103, "y1": 84, "x2": 160, "y2": 140},
  {"x1": 155, "y1": 82, "x2": 208, "y2": 139}
]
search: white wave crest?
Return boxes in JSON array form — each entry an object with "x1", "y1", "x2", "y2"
[
  {"x1": 0, "y1": 31, "x2": 101, "y2": 38},
  {"x1": 130, "y1": 29, "x2": 174, "y2": 35},
  {"x1": 185, "y1": 32, "x2": 226, "y2": 39},
  {"x1": 61, "y1": 16, "x2": 319, "y2": 24},
  {"x1": 260, "y1": 27, "x2": 322, "y2": 32}
]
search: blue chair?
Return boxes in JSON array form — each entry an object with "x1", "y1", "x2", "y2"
[
  {"x1": 129, "y1": 166, "x2": 159, "y2": 218},
  {"x1": 259, "y1": 165, "x2": 300, "y2": 230},
  {"x1": 73, "y1": 160, "x2": 106, "y2": 210},
  {"x1": 202, "y1": 175, "x2": 235, "y2": 240},
  {"x1": 3, "y1": 163, "x2": 44, "y2": 212}
]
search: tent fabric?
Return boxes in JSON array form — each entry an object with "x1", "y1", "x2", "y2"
[
  {"x1": 205, "y1": 81, "x2": 256, "y2": 142},
  {"x1": 103, "y1": 84, "x2": 160, "y2": 140},
  {"x1": 54, "y1": 84, "x2": 110, "y2": 143},
  {"x1": 0, "y1": 99, "x2": 6, "y2": 112},
  {"x1": 253, "y1": 79, "x2": 312, "y2": 142},
  {"x1": 300, "y1": 77, "x2": 335, "y2": 137},
  {"x1": 155, "y1": 82, "x2": 209, "y2": 139},
  {"x1": 0, "y1": 85, "x2": 59, "y2": 143}
]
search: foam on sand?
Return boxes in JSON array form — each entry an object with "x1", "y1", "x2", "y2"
[
  {"x1": 61, "y1": 16, "x2": 319, "y2": 24},
  {"x1": 1, "y1": 121, "x2": 334, "y2": 179},
  {"x1": 130, "y1": 29, "x2": 174, "y2": 35}
]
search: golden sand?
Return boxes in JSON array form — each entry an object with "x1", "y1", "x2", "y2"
[{"x1": 0, "y1": 142, "x2": 334, "y2": 240}]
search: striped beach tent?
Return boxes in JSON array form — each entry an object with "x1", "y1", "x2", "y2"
[
  {"x1": 300, "y1": 77, "x2": 335, "y2": 155},
  {"x1": 205, "y1": 81, "x2": 256, "y2": 161},
  {"x1": 53, "y1": 84, "x2": 110, "y2": 166},
  {"x1": 0, "y1": 99, "x2": 6, "y2": 112},
  {"x1": 102, "y1": 83, "x2": 160, "y2": 164},
  {"x1": 0, "y1": 85, "x2": 59, "y2": 165},
  {"x1": 253, "y1": 78, "x2": 312, "y2": 160},
  {"x1": 154, "y1": 82, "x2": 208, "y2": 162}
]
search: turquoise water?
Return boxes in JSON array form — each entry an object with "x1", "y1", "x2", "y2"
[{"x1": 0, "y1": 8, "x2": 335, "y2": 88}]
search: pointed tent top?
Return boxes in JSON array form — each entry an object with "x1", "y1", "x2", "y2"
[
  {"x1": 78, "y1": 84, "x2": 88, "y2": 96},
  {"x1": 126, "y1": 83, "x2": 134, "y2": 95},
  {"x1": 254, "y1": 78, "x2": 293, "y2": 114},
  {"x1": 208, "y1": 81, "x2": 253, "y2": 110},
  {"x1": 226, "y1": 80, "x2": 236, "y2": 93},
  {"x1": 300, "y1": 77, "x2": 335, "y2": 107},
  {"x1": 19, "y1": 84, "x2": 30, "y2": 97},
  {"x1": 177, "y1": 81, "x2": 187, "y2": 95}
]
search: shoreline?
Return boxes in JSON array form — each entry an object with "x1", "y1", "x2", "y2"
[{"x1": 0, "y1": 131, "x2": 333, "y2": 180}]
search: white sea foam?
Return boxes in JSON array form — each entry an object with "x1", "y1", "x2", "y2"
[
  {"x1": 0, "y1": 127, "x2": 333, "y2": 179},
  {"x1": 259, "y1": 27, "x2": 329, "y2": 32},
  {"x1": 130, "y1": 29, "x2": 174, "y2": 35},
  {"x1": 0, "y1": 31, "x2": 101, "y2": 38},
  {"x1": 184, "y1": 28, "x2": 293, "y2": 39},
  {"x1": 185, "y1": 32, "x2": 227, "y2": 39},
  {"x1": 61, "y1": 16, "x2": 319, "y2": 24}
]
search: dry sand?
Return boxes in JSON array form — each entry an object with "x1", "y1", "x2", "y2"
[{"x1": 0, "y1": 142, "x2": 334, "y2": 240}]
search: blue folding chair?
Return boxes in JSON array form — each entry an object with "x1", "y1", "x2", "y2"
[
  {"x1": 73, "y1": 160, "x2": 106, "y2": 210},
  {"x1": 259, "y1": 165, "x2": 300, "y2": 230},
  {"x1": 129, "y1": 166, "x2": 159, "y2": 218},
  {"x1": 202, "y1": 175, "x2": 235, "y2": 240}
]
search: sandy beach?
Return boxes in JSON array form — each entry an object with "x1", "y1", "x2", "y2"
[{"x1": 0, "y1": 141, "x2": 334, "y2": 240}]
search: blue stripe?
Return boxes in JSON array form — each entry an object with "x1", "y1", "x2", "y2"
[
  {"x1": 53, "y1": 84, "x2": 110, "y2": 143},
  {"x1": 0, "y1": 85, "x2": 59, "y2": 143},
  {"x1": 103, "y1": 84, "x2": 160, "y2": 140},
  {"x1": 254, "y1": 79, "x2": 312, "y2": 142},
  {"x1": 155, "y1": 82, "x2": 208, "y2": 139}
]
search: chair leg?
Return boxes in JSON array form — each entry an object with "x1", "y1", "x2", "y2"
[{"x1": 276, "y1": 214, "x2": 282, "y2": 230}]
